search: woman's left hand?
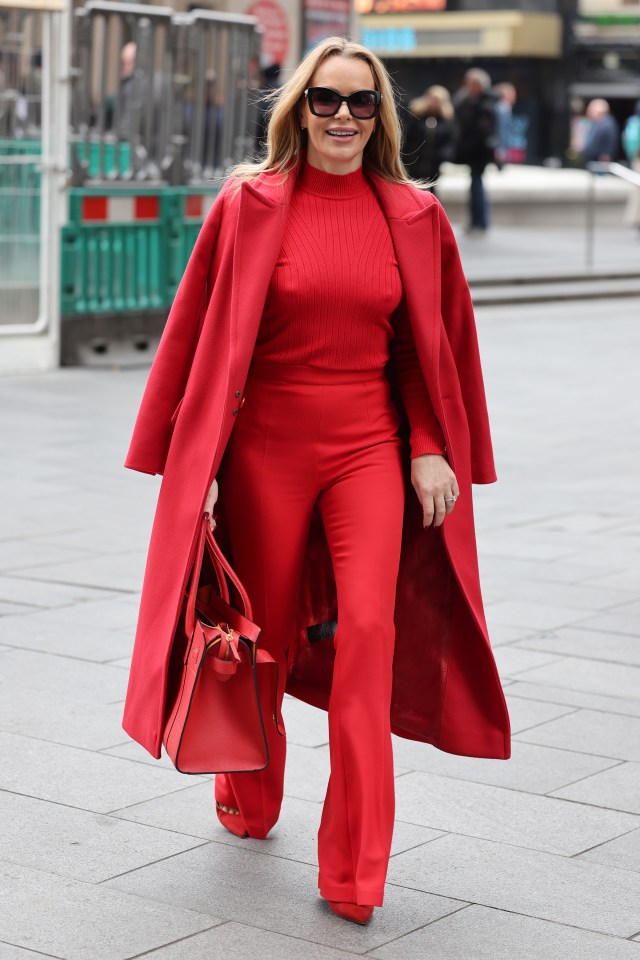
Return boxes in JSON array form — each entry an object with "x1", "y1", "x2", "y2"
[{"x1": 411, "y1": 453, "x2": 460, "y2": 528}]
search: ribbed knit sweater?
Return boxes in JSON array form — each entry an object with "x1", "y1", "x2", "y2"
[{"x1": 254, "y1": 156, "x2": 446, "y2": 458}]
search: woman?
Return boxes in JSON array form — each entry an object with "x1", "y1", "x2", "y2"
[
  {"x1": 122, "y1": 37, "x2": 511, "y2": 927},
  {"x1": 401, "y1": 84, "x2": 457, "y2": 194}
]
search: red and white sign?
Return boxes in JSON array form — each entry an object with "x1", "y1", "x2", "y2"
[
  {"x1": 82, "y1": 195, "x2": 160, "y2": 223},
  {"x1": 246, "y1": 0, "x2": 289, "y2": 66}
]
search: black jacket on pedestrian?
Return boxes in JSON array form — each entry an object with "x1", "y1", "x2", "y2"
[
  {"x1": 452, "y1": 90, "x2": 497, "y2": 172},
  {"x1": 401, "y1": 110, "x2": 457, "y2": 185}
]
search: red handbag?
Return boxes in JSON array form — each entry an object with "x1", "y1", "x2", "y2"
[{"x1": 163, "y1": 511, "x2": 282, "y2": 774}]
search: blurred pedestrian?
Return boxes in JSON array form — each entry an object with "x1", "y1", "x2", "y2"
[
  {"x1": 104, "y1": 42, "x2": 136, "y2": 138},
  {"x1": 582, "y1": 98, "x2": 619, "y2": 165},
  {"x1": 401, "y1": 85, "x2": 457, "y2": 196},
  {"x1": 453, "y1": 67, "x2": 497, "y2": 232},
  {"x1": 494, "y1": 81, "x2": 517, "y2": 167},
  {"x1": 622, "y1": 99, "x2": 640, "y2": 232},
  {"x1": 122, "y1": 34, "x2": 507, "y2": 930},
  {"x1": 253, "y1": 61, "x2": 282, "y2": 156}
]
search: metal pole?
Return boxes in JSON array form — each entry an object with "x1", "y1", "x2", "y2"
[{"x1": 585, "y1": 168, "x2": 595, "y2": 273}]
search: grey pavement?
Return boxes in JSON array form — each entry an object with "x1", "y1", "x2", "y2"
[{"x1": 1, "y1": 292, "x2": 640, "y2": 958}]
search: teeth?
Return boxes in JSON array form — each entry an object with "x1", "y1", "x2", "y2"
[{"x1": 328, "y1": 131, "x2": 355, "y2": 137}]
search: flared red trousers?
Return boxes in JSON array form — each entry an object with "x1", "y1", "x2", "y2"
[{"x1": 215, "y1": 355, "x2": 405, "y2": 906}]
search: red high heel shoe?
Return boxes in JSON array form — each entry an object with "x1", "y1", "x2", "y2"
[
  {"x1": 216, "y1": 801, "x2": 249, "y2": 839},
  {"x1": 326, "y1": 899, "x2": 375, "y2": 924}
]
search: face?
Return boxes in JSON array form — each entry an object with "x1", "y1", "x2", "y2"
[{"x1": 299, "y1": 55, "x2": 378, "y2": 175}]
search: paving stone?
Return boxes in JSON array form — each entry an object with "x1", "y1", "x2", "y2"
[
  {"x1": 368, "y1": 903, "x2": 640, "y2": 960},
  {"x1": 0, "y1": 537, "x2": 98, "y2": 573},
  {"x1": 16, "y1": 551, "x2": 148, "y2": 593},
  {"x1": 0, "y1": 648, "x2": 127, "y2": 704},
  {"x1": 0, "y1": 791, "x2": 205, "y2": 882},
  {"x1": 572, "y1": 610, "x2": 640, "y2": 639},
  {"x1": 507, "y1": 680, "x2": 640, "y2": 718},
  {"x1": 104, "y1": 841, "x2": 463, "y2": 951},
  {"x1": 102, "y1": 738, "x2": 180, "y2": 769},
  {"x1": 0, "y1": 575, "x2": 112, "y2": 608},
  {"x1": 3, "y1": 597, "x2": 140, "y2": 633},
  {"x1": 513, "y1": 627, "x2": 640, "y2": 667},
  {"x1": 0, "y1": 860, "x2": 218, "y2": 960},
  {"x1": 516, "y1": 709, "x2": 640, "y2": 761},
  {"x1": 0, "y1": 614, "x2": 133, "y2": 662},
  {"x1": 485, "y1": 600, "x2": 593, "y2": 632},
  {"x1": 550, "y1": 760, "x2": 640, "y2": 813},
  {"x1": 0, "y1": 945, "x2": 60, "y2": 959},
  {"x1": 492, "y1": 645, "x2": 563, "y2": 679},
  {"x1": 391, "y1": 732, "x2": 616, "y2": 794},
  {"x1": 111, "y1": 785, "x2": 440, "y2": 866},
  {"x1": 387, "y1": 832, "x2": 640, "y2": 937},
  {"x1": 281, "y1": 694, "x2": 329, "y2": 748},
  {"x1": 0, "y1": 690, "x2": 129, "y2": 751},
  {"x1": 508, "y1": 656, "x2": 640, "y2": 700},
  {"x1": 394, "y1": 769, "x2": 638, "y2": 855},
  {"x1": 0, "y1": 732, "x2": 207, "y2": 814},
  {"x1": 577, "y1": 826, "x2": 640, "y2": 874},
  {"x1": 133, "y1": 922, "x2": 369, "y2": 960},
  {"x1": 504, "y1": 693, "x2": 578, "y2": 734}
]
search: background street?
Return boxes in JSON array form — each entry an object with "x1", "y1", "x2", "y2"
[{"x1": 1, "y1": 288, "x2": 639, "y2": 958}]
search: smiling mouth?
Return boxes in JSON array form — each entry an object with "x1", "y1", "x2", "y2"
[{"x1": 326, "y1": 130, "x2": 357, "y2": 138}]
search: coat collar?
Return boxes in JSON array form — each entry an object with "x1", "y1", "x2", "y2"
[{"x1": 240, "y1": 149, "x2": 438, "y2": 225}]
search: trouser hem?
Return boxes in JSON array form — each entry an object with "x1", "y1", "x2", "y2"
[{"x1": 318, "y1": 882, "x2": 385, "y2": 907}]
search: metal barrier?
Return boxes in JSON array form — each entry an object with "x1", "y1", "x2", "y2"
[
  {"x1": 586, "y1": 161, "x2": 640, "y2": 270},
  {"x1": 69, "y1": 1, "x2": 262, "y2": 186}
]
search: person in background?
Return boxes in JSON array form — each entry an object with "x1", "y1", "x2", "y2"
[
  {"x1": 494, "y1": 81, "x2": 517, "y2": 167},
  {"x1": 582, "y1": 98, "x2": 619, "y2": 165},
  {"x1": 401, "y1": 85, "x2": 457, "y2": 197},
  {"x1": 453, "y1": 67, "x2": 497, "y2": 233},
  {"x1": 622, "y1": 99, "x2": 640, "y2": 233},
  {"x1": 253, "y1": 61, "x2": 282, "y2": 156}
]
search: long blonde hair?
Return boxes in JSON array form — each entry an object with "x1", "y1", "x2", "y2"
[{"x1": 223, "y1": 36, "x2": 432, "y2": 195}]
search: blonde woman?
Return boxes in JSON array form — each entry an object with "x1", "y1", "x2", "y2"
[
  {"x1": 401, "y1": 84, "x2": 457, "y2": 192},
  {"x1": 122, "y1": 37, "x2": 509, "y2": 927}
]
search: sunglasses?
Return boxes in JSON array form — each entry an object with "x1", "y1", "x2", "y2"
[{"x1": 303, "y1": 86, "x2": 382, "y2": 120}]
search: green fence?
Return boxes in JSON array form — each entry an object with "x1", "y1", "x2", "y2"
[{"x1": 61, "y1": 185, "x2": 220, "y2": 315}]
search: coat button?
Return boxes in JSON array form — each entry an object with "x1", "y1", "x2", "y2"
[
  {"x1": 232, "y1": 408, "x2": 238, "y2": 415},
  {"x1": 235, "y1": 389, "x2": 241, "y2": 397}
]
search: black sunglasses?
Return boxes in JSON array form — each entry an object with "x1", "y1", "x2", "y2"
[{"x1": 303, "y1": 86, "x2": 382, "y2": 120}]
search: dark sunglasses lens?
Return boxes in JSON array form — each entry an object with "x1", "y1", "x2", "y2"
[
  {"x1": 349, "y1": 91, "x2": 378, "y2": 118},
  {"x1": 311, "y1": 89, "x2": 341, "y2": 115}
]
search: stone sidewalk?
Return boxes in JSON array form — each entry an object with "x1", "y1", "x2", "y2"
[{"x1": 1, "y1": 295, "x2": 640, "y2": 958}]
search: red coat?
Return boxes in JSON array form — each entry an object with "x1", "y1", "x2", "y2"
[{"x1": 122, "y1": 152, "x2": 511, "y2": 761}]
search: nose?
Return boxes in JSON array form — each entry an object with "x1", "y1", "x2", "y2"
[{"x1": 335, "y1": 100, "x2": 351, "y2": 119}]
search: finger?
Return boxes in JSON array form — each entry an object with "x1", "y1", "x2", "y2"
[
  {"x1": 433, "y1": 495, "x2": 447, "y2": 527},
  {"x1": 422, "y1": 494, "x2": 435, "y2": 527},
  {"x1": 444, "y1": 491, "x2": 456, "y2": 514}
]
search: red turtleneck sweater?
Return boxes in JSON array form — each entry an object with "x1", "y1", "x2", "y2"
[{"x1": 254, "y1": 157, "x2": 446, "y2": 458}]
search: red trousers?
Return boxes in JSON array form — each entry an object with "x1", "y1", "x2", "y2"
[{"x1": 215, "y1": 356, "x2": 405, "y2": 906}]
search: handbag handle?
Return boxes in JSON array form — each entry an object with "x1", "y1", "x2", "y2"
[{"x1": 185, "y1": 512, "x2": 254, "y2": 640}]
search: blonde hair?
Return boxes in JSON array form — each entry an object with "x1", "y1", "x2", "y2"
[
  {"x1": 223, "y1": 36, "x2": 433, "y2": 196},
  {"x1": 409, "y1": 85, "x2": 454, "y2": 121}
]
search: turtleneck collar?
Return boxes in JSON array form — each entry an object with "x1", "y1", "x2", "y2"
[{"x1": 297, "y1": 153, "x2": 369, "y2": 199}]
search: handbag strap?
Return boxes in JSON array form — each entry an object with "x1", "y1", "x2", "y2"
[{"x1": 185, "y1": 512, "x2": 254, "y2": 639}]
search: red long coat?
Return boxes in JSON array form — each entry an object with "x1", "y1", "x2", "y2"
[{"x1": 122, "y1": 151, "x2": 511, "y2": 761}]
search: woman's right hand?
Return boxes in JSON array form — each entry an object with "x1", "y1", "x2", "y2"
[{"x1": 204, "y1": 477, "x2": 218, "y2": 531}]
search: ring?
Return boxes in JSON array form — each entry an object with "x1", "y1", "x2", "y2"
[{"x1": 444, "y1": 497, "x2": 457, "y2": 502}]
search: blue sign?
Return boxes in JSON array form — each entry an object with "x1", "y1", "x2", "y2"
[{"x1": 361, "y1": 27, "x2": 417, "y2": 52}]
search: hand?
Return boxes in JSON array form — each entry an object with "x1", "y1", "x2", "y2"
[
  {"x1": 204, "y1": 477, "x2": 218, "y2": 532},
  {"x1": 410, "y1": 454, "x2": 459, "y2": 528}
]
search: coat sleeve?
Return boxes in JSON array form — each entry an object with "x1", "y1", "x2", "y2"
[
  {"x1": 123, "y1": 179, "x2": 232, "y2": 476},
  {"x1": 436, "y1": 199, "x2": 498, "y2": 484}
]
